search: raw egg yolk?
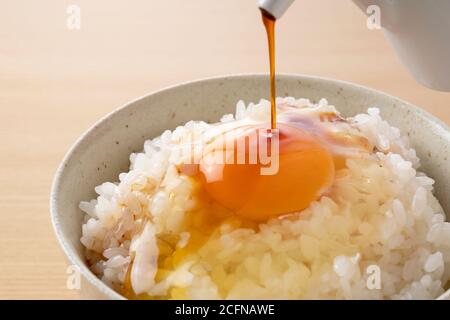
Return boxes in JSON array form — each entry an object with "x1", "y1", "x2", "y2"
[{"x1": 198, "y1": 124, "x2": 335, "y2": 221}]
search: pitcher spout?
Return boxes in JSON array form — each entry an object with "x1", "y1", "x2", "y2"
[{"x1": 352, "y1": 0, "x2": 381, "y2": 13}]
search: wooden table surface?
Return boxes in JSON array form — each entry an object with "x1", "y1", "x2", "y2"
[{"x1": 0, "y1": 0, "x2": 449, "y2": 299}]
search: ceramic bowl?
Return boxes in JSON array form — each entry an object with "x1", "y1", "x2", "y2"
[{"x1": 50, "y1": 74, "x2": 450, "y2": 299}]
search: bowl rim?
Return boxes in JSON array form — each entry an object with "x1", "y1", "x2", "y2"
[{"x1": 50, "y1": 73, "x2": 450, "y2": 300}]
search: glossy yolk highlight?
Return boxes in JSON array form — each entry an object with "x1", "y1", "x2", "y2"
[{"x1": 198, "y1": 124, "x2": 335, "y2": 221}]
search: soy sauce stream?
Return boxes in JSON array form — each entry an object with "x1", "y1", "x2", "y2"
[{"x1": 261, "y1": 9, "x2": 277, "y2": 130}]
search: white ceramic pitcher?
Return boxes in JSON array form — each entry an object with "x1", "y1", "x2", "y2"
[
  {"x1": 353, "y1": 0, "x2": 450, "y2": 91},
  {"x1": 259, "y1": 0, "x2": 450, "y2": 92}
]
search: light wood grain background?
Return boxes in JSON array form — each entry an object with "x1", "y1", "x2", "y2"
[{"x1": 0, "y1": 0, "x2": 449, "y2": 299}]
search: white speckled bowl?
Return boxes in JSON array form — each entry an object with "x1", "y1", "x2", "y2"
[{"x1": 50, "y1": 74, "x2": 450, "y2": 300}]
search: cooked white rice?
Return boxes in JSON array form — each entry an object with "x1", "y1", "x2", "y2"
[{"x1": 80, "y1": 97, "x2": 450, "y2": 299}]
